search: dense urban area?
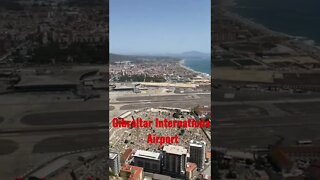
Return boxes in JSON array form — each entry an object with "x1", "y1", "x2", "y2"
[
  {"x1": 108, "y1": 53, "x2": 212, "y2": 179},
  {"x1": 0, "y1": 0, "x2": 108, "y2": 179}
]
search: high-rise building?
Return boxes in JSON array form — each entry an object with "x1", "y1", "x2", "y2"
[
  {"x1": 109, "y1": 152, "x2": 121, "y2": 176},
  {"x1": 162, "y1": 145, "x2": 187, "y2": 177},
  {"x1": 189, "y1": 140, "x2": 206, "y2": 170},
  {"x1": 133, "y1": 150, "x2": 161, "y2": 173}
]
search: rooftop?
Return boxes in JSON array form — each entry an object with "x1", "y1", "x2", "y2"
[
  {"x1": 134, "y1": 150, "x2": 161, "y2": 161},
  {"x1": 163, "y1": 145, "x2": 187, "y2": 155},
  {"x1": 121, "y1": 148, "x2": 134, "y2": 162},
  {"x1": 190, "y1": 140, "x2": 206, "y2": 147},
  {"x1": 109, "y1": 152, "x2": 118, "y2": 159}
]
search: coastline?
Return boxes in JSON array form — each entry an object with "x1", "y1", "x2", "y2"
[
  {"x1": 224, "y1": 1, "x2": 319, "y2": 44},
  {"x1": 218, "y1": 1, "x2": 320, "y2": 54},
  {"x1": 178, "y1": 59, "x2": 211, "y2": 78},
  {"x1": 223, "y1": 9, "x2": 290, "y2": 38}
]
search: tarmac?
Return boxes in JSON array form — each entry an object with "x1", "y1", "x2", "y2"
[{"x1": 214, "y1": 91, "x2": 320, "y2": 149}]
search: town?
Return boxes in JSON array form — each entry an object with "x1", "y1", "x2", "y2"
[{"x1": 109, "y1": 53, "x2": 211, "y2": 179}]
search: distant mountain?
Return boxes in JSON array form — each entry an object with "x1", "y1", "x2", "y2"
[
  {"x1": 159, "y1": 51, "x2": 210, "y2": 58},
  {"x1": 109, "y1": 53, "x2": 180, "y2": 63},
  {"x1": 109, "y1": 53, "x2": 136, "y2": 62},
  {"x1": 180, "y1": 51, "x2": 210, "y2": 57},
  {"x1": 109, "y1": 51, "x2": 210, "y2": 63}
]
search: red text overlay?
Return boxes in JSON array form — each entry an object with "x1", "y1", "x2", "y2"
[{"x1": 111, "y1": 117, "x2": 211, "y2": 145}]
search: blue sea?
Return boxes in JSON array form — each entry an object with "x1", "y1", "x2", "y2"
[
  {"x1": 183, "y1": 57, "x2": 211, "y2": 74},
  {"x1": 233, "y1": 0, "x2": 320, "y2": 44}
]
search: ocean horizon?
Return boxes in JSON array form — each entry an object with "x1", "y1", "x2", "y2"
[{"x1": 233, "y1": 0, "x2": 320, "y2": 44}]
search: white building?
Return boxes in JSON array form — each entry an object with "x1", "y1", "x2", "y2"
[{"x1": 109, "y1": 152, "x2": 121, "y2": 176}]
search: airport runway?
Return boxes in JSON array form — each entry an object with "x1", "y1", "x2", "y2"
[
  {"x1": 116, "y1": 94, "x2": 194, "y2": 101},
  {"x1": 0, "y1": 139, "x2": 19, "y2": 155},
  {"x1": 0, "y1": 95, "x2": 108, "y2": 179},
  {"x1": 33, "y1": 133, "x2": 106, "y2": 153},
  {"x1": 214, "y1": 88, "x2": 320, "y2": 101},
  {"x1": 110, "y1": 94, "x2": 210, "y2": 111},
  {"x1": 0, "y1": 125, "x2": 107, "y2": 135},
  {"x1": 214, "y1": 99, "x2": 320, "y2": 149},
  {"x1": 21, "y1": 110, "x2": 108, "y2": 125},
  {"x1": 110, "y1": 94, "x2": 208, "y2": 105}
]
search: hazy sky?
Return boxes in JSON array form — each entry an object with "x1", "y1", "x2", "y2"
[{"x1": 110, "y1": 0, "x2": 211, "y2": 55}]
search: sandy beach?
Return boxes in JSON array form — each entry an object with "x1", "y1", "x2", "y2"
[{"x1": 178, "y1": 59, "x2": 211, "y2": 78}]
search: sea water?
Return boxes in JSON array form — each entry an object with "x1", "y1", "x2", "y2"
[
  {"x1": 233, "y1": 0, "x2": 320, "y2": 44},
  {"x1": 183, "y1": 57, "x2": 211, "y2": 75}
]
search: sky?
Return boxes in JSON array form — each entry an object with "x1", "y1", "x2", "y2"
[{"x1": 110, "y1": 0, "x2": 211, "y2": 55}]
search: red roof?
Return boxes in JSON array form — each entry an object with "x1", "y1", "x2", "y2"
[
  {"x1": 186, "y1": 162, "x2": 197, "y2": 172},
  {"x1": 121, "y1": 148, "x2": 133, "y2": 163},
  {"x1": 121, "y1": 164, "x2": 143, "y2": 180}
]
